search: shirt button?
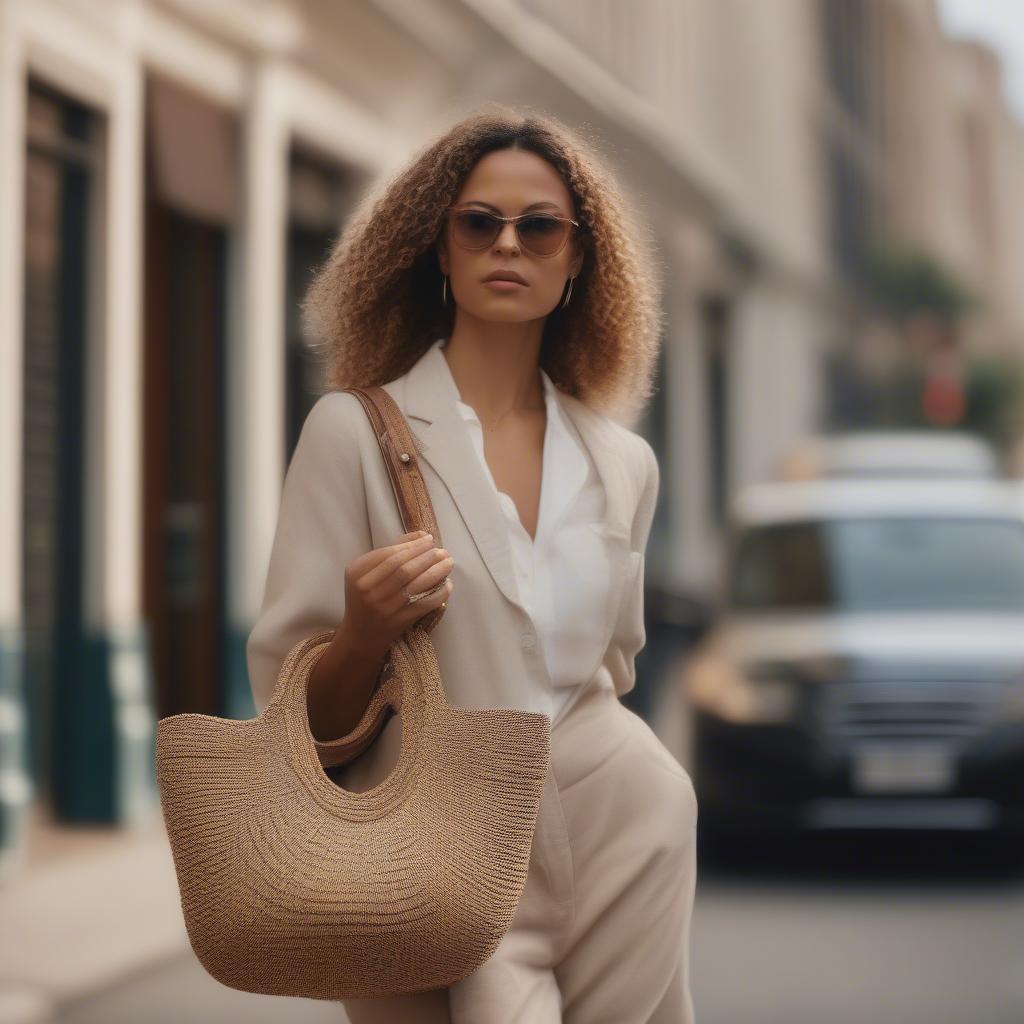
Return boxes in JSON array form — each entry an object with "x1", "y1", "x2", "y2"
[{"x1": 521, "y1": 631, "x2": 537, "y2": 651}]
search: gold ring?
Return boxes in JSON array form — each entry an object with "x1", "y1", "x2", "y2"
[{"x1": 405, "y1": 578, "x2": 447, "y2": 605}]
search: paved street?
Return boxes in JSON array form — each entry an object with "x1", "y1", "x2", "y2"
[
  {"x1": 691, "y1": 832, "x2": 1024, "y2": 1024},
  {"x1": 57, "y1": 955, "x2": 345, "y2": 1024},
  {"x1": 57, "y1": 833, "x2": 1024, "y2": 1024}
]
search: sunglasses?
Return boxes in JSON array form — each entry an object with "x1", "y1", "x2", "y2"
[{"x1": 446, "y1": 206, "x2": 580, "y2": 258}]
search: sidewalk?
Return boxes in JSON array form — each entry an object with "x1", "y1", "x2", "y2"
[{"x1": 0, "y1": 803, "x2": 189, "y2": 1023}]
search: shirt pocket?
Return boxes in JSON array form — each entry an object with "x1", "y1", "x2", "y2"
[
  {"x1": 600, "y1": 549, "x2": 647, "y2": 696},
  {"x1": 614, "y1": 550, "x2": 646, "y2": 649},
  {"x1": 618, "y1": 552, "x2": 643, "y2": 630}
]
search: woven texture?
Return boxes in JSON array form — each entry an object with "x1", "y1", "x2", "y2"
[{"x1": 155, "y1": 385, "x2": 552, "y2": 1000}]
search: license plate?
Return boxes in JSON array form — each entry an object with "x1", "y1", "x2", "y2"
[{"x1": 851, "y1": 743, "x2": 955, "y2": 793}]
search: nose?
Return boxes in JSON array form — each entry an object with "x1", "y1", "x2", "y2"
[{"x1": 493, "y1": 221, "x2": 520, "y2": 254}]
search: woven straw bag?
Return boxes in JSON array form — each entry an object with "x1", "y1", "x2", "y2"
[{"x1": 155, "y1": 385, "x2": 552, "y2": 1000}]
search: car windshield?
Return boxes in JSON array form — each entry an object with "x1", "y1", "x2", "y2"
[{"x1": 730, "y1": 517, "x2": 1024, "y2": 612}]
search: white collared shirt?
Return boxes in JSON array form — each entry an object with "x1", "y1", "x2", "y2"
[{"x1": 436, "y1": 338, "x2": 615, "y2": 722}]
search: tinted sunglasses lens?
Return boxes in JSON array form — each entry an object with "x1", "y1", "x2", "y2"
[
  {"x1": 518, "y1": 215, "x2": 569, "y2": 255},
  {"x1": 452, "y1": 211, "x2": 498, "y2": 249}
]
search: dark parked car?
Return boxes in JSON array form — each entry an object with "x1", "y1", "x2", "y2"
[{"x1": 684, "y1": 477, "x2": 1024, "y2": 844}]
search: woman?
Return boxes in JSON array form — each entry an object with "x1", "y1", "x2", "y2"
[{"x1": 247, "y1": 106, "x2": 698, "y2": 1023}]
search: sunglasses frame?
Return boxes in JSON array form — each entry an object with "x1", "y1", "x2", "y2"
[{"x1": 445, "y1": 206, "x2": 581, "y2": 258}]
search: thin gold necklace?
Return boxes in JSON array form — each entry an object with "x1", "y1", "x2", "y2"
[
  {"x1": 442, "y1": 343, "x2": 544, "y2": 432},
  {"x1": 477, "y1": 396, "x2": 545, "y2": 433}
]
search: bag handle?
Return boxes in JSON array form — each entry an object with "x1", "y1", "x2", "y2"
[
  {"x1": 297, "y1": 386, "x2": 448, "y2": 772},
  {"x1": 342, "y1": 386, "x2": 448, "y2": 634}
]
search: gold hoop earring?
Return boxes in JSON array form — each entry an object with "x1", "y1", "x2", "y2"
[
  {"x1": 441, "y1": 274, "x2": 448, "y2": 305},
  {"x1": 560, "y1": 276, "x2": 575, "y2": 309}
]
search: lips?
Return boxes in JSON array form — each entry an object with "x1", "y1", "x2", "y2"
[{"x1": 482, "y1": 271, "x2": 527, "y2": 285}]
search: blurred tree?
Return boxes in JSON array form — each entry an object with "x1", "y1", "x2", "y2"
[
  {"x1": 960, "y1": 356, "x2": 1024, "y2": 448},
  {"x1": 862, "y1": 242, "x2": 978, "y2": 322}
]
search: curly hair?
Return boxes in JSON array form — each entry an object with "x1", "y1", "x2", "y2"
[{"x1": 302, "y1": 103, "x2": 664, "y2": 423}]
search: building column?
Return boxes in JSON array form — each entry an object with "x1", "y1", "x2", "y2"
[
  {"x1": 75, "y1": 49, "x2": 156, "y2": 829},
  {"x1": 225, "y1": 59, "x2": 290, "y2": 719},
  {"x1": 0, "y1": 2, "x2": 30, "y2": 880},
  {"x1": 0, "y1": 1, "x2": 157, "y2": 874}
]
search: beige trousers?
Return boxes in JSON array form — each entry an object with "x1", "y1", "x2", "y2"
[{"x1": 343, "y1": 681, "x2": 699, "y2": 1023}]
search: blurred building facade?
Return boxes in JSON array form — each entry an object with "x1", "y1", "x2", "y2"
[
  {"x1": 881, "y1": 1, "x2": 1024, "y2": 340},
  {"x1": 2, "y1": 0, "x2": 1023, "y2": 875}
]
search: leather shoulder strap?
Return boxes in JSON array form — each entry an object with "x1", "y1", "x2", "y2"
[{"x1": 341, "y1": 386, "x2": 447, "y2": 632}]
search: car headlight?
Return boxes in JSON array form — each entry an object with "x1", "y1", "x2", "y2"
[
  {"x1": 684, "y1": 657, "x2": 799, "y2": 724},
  {"x1": 1003, "y1": 685, "x2": 1024, "y2": 720},
  {"x1": 995, "y1": 666, "x2": 1024, "y2": 720}
]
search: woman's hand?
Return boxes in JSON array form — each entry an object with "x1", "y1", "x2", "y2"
[
  {"x1": 307, "y1": 531, "x2": 454, "y2": 743},
  {"x1": 336, "y1": 530, "x2": 454, "y2": 657}
]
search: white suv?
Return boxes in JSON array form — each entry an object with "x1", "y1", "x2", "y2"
[{"x1": 779, "y1": 430, "x2": 999, "y2": 480}]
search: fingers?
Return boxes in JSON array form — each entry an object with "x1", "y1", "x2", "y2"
[
  {"x1": 349, "y1": 531, "x2": 434, "y2": 583},
  {"x1": 390, "y1": 541, "x2": 452, "y2": 592},
  {"x1": 368, "y1": 533, "x2": 454, "y2": 617},
  {"x1": 350, "y1": 532, "x2": 430, "y2": 573},
  {"x1": 396, "y1": 547, "x2": 454, "y2": 603},
  {"x1": 375, "y1": 540, "x2": 451, "y2": 610}
]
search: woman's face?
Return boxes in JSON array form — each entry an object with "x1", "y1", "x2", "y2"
[{"x1": 437, "y1": 148, "x2": 584, "y2": 325}]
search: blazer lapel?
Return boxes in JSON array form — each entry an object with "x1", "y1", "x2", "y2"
[
  {"x1": 395, "y1": 339, "x2": 635, "y2": 616},
  {"x1": 556, "y1": 388, "x2": 638, "y2": 640},
  {"x1": 555, "y1": 390, "x2": 634, "y2": 543}
]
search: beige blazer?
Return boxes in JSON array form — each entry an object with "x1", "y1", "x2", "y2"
[{"x1": 246, "y1": 339, "x2": 659, "y2": 781}]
